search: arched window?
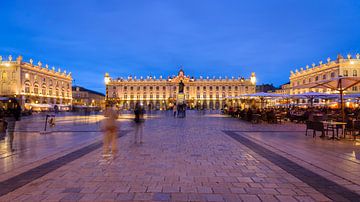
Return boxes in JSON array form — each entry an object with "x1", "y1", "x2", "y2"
[
  {"x1": 25, "y1": 82, "x2": 30, "y2": 93},
  {"x1": 344, "y1": 70, "x2": 348, "y2": 76},
  {"x1": 353, "y1": 70, "x2": 357, "y2": 76},
  {"x1": 56, "y1": 88, "x2": 59, "y2": 96},
  {"x1": 49, "y1": 88, "x2": 53, "y2": 96},
  {"x1": 34, "y1": 83, "x2": 39, "y2": 94},
  {"x1": 42, "y1": 84, "x2": 46, "y2": 95}
]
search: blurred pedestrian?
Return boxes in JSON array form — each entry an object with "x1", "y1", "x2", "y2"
[
  {"x1": 102, "y1": 104, "x2": 119, "y2": 158},
  {"x1": 134, "y1": 103, "x2": 144, "y2": 144},
  {"x1": 6, "y1": 100, "x2": 21, "y2": 152},
  {"x1": 173, "y1": 105, "x2": 177, "y2": 118},
  {"x1": 0, "y1": 109, "x2": 7, "y2": 141}
]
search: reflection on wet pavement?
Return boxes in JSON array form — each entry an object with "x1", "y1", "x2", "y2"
[{"x1": 0, "y1": 110, "x2": 359, "y2": 201}]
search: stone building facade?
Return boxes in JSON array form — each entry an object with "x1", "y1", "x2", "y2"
[
  {"x1": 274, "y1": 82, "x2": 291, "y2": 95},
  {"x1": 290, "y1": 53, "x2": 360, "y2": 95},
  {"x1": 72, "y1": 86, "x2": 105, "y2": 108},
  {"x1": 105, "y1": 69, "x2": 256, "y2": 110},
  {"x1": 0, "y1": 55, "x2": 72, "y2": 109}
]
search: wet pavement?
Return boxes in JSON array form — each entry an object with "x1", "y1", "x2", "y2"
[{"x1": 0, "y1": 111, "x2": 359, "y2": 201}]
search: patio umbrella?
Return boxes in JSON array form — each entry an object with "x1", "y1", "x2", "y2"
[
  {"x1": 344, "y1": 93, "x2": 360, "y2": 99},
  {"x1": 291, "y1": 92, "x2": 338, "y2": 107},
  {"x1": 311, "y1": 76, "x2": 360, "y2": 121},
  {"x1": 243, "y1": 92, "x2": 288, "y2": 108}
]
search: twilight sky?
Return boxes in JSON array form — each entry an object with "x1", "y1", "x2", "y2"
[{"x1": 1, "y1": 0, "x2": 360, "y2": 93}]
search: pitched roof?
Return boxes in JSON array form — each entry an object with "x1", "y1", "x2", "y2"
[{"x1": 72, "y1": 86, "x2": 105, "y2": 96}]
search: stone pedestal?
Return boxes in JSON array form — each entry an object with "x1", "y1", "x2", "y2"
[{"x1": 177, "y1": 93, "x2": 185, "y2": 105}]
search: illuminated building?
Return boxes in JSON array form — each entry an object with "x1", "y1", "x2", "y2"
[
  {"x1": 105, "y1": 69, "x2": 256, "y2": 110},
  {"x1": 72, "y1": 86, "x2": 105, "y2": 109},
  {"x1": 290, "y1": 53, "x2": 360, "y2": 95},
  {"x1": 0, "y1": 55, "x2": 72, "y2": 110}
]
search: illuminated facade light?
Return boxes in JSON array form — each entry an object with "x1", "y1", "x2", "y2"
[{"x1": 105, "y1": 69, "x2": 256, "y2": 110}]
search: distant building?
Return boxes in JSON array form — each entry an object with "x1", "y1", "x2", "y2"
[
  {"x1": 72, "y1": 86, "x2": 105, "y2": 108},
  {"x1": 0, "y1": 55, "x2": 72, "y2": 110},
  {"x1": 256, "y1": 84, "x2": 277, "y2": 93},
  {"x1": 274, "y1": 82, "x2": 291, "y2": 95},
  {"x1": 105, "y1": 69, "x2": 256, "y2": 110},
  {"x1": 290, "y1": 53, "x2": 360, "y2": 94}
]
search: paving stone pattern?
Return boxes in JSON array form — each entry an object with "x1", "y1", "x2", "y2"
[
  {"x1": 0, "y1": 131, "x2": 129, "y2": 197},
  {"x1": 224, "y1": 130, "x2": 360, "y2": 202},
  {"x1": 0, "y1": 111, "x2": 358, "y2": 201}
]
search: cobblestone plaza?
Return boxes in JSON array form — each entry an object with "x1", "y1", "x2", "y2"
[{"x1": 0, "y1": 111, "x2": 359, "y2": 201}]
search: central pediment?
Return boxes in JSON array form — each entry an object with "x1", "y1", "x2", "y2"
[{"x1": 170, "y1": 69, "x2": 191, "y2": 83}]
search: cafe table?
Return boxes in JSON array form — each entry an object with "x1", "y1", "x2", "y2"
[{"x1": 321, "y1": 121, "x2": 347, "y2": 140}]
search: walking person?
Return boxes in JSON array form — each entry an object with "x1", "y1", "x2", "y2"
[
  {"x1": 134, "y1": 103, "x2": 144, "y2": 144},
  {"x1": 173, "y1": 104, "x2": 177, "y2": 118},
  {"x1": 102, "y1": 104, "x2": 119, "y2": 159},
  {"x1": 6, "y1": 100, "x2": 21, "y2": 152},
  {"x1": 0, "y1": 108, "x2": 7, "y2": 141}
]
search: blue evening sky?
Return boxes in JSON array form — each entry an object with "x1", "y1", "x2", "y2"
[{"x1": 1, "y1": 0, "x2": 360, "y2": 93}]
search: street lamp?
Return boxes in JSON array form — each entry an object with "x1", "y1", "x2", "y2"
[
  {"x1": 104, "y1": 73, "x2": 110, "y2": 84},
  {"x1": 250, "y1": 72, "x2": 256, "y2": 85}
]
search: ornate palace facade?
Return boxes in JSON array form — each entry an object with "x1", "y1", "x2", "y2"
[
  {"x1": 0, "y1": 55, "x2": 72, "y2": 109},
  {"x1": 290, "y1": 53, "x2": 360, "y2": 94},
  {"x1": 105, "y1": 69, "x2": 256, "y2": 110}
]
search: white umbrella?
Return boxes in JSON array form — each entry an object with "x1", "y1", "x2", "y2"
[
  {"x1": 243, "y1": 92, "x2": 286, "y2": 98},
  {"x1": 291, "y1": 92, "x2": 338, "y2": 107},
  {"x1": 243, "y1": 92, "x2": 288, "y2": 108},
  {"x1": 344, "y1": 93, "x2": 360, "y2": 99}
]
